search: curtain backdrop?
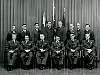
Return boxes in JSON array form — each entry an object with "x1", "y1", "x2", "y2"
[{"x1": 0, "y1": 0, "x2": 100, "y2": 63}]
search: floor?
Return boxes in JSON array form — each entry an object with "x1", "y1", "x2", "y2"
[{"x1": 0, "y1": 63, "x2": 100, "y2": 75}]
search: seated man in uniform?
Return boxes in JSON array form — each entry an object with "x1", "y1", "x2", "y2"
[
  {"x1": 6, "y1": 33, "x2": 20, "y2": 71},
  {"x1": 51, "y1": 35, "x2": 65, "y2": 70},
  {"x1": 82, "y1": 33, "x2": 96, "y2": 70},
  {"x1": 20, "y1": 35, "x2": 34, "y2": 69},
  {"x1": 36, "y1": 33, "x2": 49, "y2": 70},
  {"x1": 65, "y1": 33, "x2": 80, "y2": 69}
]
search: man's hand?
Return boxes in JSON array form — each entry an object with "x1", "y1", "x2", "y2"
[
  {"x1": 56, "y1": 51, "x2": 60, "y2": 54},
  {"x1": 40, "y1": 49, "x2": 45, "y2": 52},
  {"x1": 9, "y1": 50, "x2": 14, "y2": 53},
  {"x1": 87, "y1": 49, "x2": 92, "y2": 53},
  {"x1": 25, "y1": 49, "x2": 30, "y2": 52},
  {"x1": 71, "y1": 49, "x2": 75, "y2": 52}
]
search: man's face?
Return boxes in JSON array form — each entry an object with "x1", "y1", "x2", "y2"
[
  {"x1": 40, "y1": 34, "x2": 45, "y2": 40},
  {"x1": 56, "y1": 36, "x2": 60, "y2": 41},
  {"x1": 22, "y1": 25, "x2": 27, "y2": 30},
  {"x1": 70, "y1": 34, "x2": 75, "y2": 40},
  {"x1": 25, "y1": 36, "x2": 29, "y2": 41},
  {"x1": 35, "y1": 24, "x2": 39, "y2": 29},
  {"x1": 85, "y1": 34, "x2": 90, "y2": 40},
  {"x1": 70, "y1": 24, "x2": 74, "y2": 30},
  {"x1": 12, "y1": 25, "x2": 16, "y2": 31},
  {"x1": 85, "y1": 25, "x2": 90, "y2": 31},
  {"x1": 77, "y1": 23, "x2": 81, "y2": 29},
  {"x1": 47, "y1": 22, "x2": 52, "y2": 28},
  {"x1": 58, "y1": 21, "x2": 62, "y2": 28},
  {"x1": 12, "y1": 34, "x2": 16, "y2": 40}
]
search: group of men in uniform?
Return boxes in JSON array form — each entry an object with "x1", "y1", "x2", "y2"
[{"x1": 5, "y1": 21, "x2": 96, "y2": 71}]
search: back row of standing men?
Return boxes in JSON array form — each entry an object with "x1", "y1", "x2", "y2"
[{"x1": 6, "y1": 21, "x2": 96, "y2": 71}]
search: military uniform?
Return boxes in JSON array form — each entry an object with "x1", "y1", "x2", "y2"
[
  {"x1": 65, "y1": 39, "x2": 80, "y2": 68},
  {"x1": 56, "y1": 26, "x2": 66, "y2": 42},
  {"x1": 45, "y1": 26, "x2": 54, "y2": 45},
  {"x1": 7, "y1": 31, "x2": 18, "y2": 42},
  {"x1": 84, "y1": 30, "x2": 95, "y2": 41},
  {"x1": 82, "y1": 39, "x2": 96, "y2": 69},
  {"x1": 66, "y1": 29, "x2": 76, "y2": 40},
  {"x1": 36, "y1": 40, "x2": 49, "y2": 68},
  {"x1": 20, "y1": 41, "x2": 34, "y2": 66},
  {"x1": 31, "y1": 28, "x2": 41, "y2": 45},
  {"x1": 51, "y1": 41, "x2": 65, "y2": 68},
  {"x1": 6, "y1": 40, "x2": 20, "y2": 66},
  {"x1": 76, "y1": 29, "x2": 83, "y2": 43},
  {"x1": 19, "y1": 30, "x2": 30, "y2": 42}
]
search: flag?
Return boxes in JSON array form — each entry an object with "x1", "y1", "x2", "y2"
[
  {"x1": 52, "y1": 0, "x2": 56, "y2": 28},
  {"x1": 62, "y1": 8, "x2": 66, "y2": 26},
  {"x1": 42, "y1": 11, "x2": 46, "y2": 27}
]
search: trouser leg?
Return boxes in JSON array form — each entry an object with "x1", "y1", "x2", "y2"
[
  {"x1": 41, "y1": 52, "x2": 48, "y2": 65},
  {"x1": 26, "y1": 52, "x2": 33, "y2": 65},
  {"x1": 21, "y1": 52, "x2": 26, "y2": 65},
  {"x1": 36, "y1": 52, "x2": 41, "y2": 65}
]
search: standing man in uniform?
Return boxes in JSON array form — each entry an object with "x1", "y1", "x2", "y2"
[
  {"x1": 51, "y1": 35, "x2": 65, "y2": 70},
  {"x1": 82, "y1": 33, "x2": 96, "y2": 70},
  {"x1": 7, "y1": 25, "x2": 18, "y2": 42},
  {"x1": 84, "y1": 24, "x2": 95, "y2": 41},
  {"x1": 19, "y1": 24, "x2": 30, "y2": 42},
  {"x1": 76, "y1": 22, "x2": 83, "y2": 44},
  {"x1": 66, "y1": 23, "x2": 76, "y2": 40},
  {"x1": 45, "y1": 21, "x2": 54, "y2": 46},
  {"x1": 65, "y1": 33, "x2": 80, "y2": 69},
  {"x1": 56, "y1": 21, "x2": 66, "y2": 43},
  {"x1": 31, "y1": 23, "x2": 41, "y2": 45}
]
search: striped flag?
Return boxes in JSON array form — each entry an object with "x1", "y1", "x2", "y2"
[
  {"x1": 42, "y1": 11, "x2": 46, "y2": 27},
  {"x1": 62, "y1": 8, "x2": 66, "y2": 26}
]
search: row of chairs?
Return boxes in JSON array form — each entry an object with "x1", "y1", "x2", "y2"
[{"x1": 4, "y1": 49, "x2": 98, "y2": 70}]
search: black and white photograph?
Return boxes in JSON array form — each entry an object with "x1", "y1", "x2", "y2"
[{"x1": 0, "y1": 0, "x2": 100, "y2": 75}]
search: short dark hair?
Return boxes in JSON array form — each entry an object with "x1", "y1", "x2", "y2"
[
  {"x1": 47, "y1": 21, "x2": 51, "y2": 24},
  {"x1": 12, "y1": 25, "x2": 15, "y2": 26},
  {"x1": 85, "y1": 24, "x2": 90, "y2": 27},
  {"x1": 34, "y1": 23, "x2": 39, "y2": 25},
  {"x1": 22, "y1": 24, "x2": 27, "y2": 26}
]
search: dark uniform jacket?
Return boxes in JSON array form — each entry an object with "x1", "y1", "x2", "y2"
[
  {"x1": 45, "y1": 27, "x2": 54, "y2": 45},
  {"x1": 56, "y1": 26, "x2": 66, "y2": 42},
  {"x1": 51, "y1": 41, "x2": 65, "y2": 52},
  {"x1": 7, "y1": 40, "x2": 20, "y2": 53},
  {"x1": 82, "y1": 40, "x2": 96, "y2": 52},
  {"x1": 31, "y1": 29, "x2": 41, "y2": 44},
  {"x1": 7, "y1": 31, "x2": 18, "y2": 42},
  {"x1": 66, "y1": 29, "x2": 76, "y2": 40},
  {"x1": 66, "y1": 39, "x2": 80, "y2": 52},
  {"x1": 36, "y1": 40, "x2": 49, "y2": 52},
  {"x1": 83, "y1": 30, "x2": 95, "y2": 41},
  {"x1": 21, "y1": 41, "x2": 34, "y2": 52},
  {"x1": 19, "y1": 30, "x2": 30, "y2": 42},
  {"x1": 76, "y1": 29, "x2": 83, "y2": 43}
]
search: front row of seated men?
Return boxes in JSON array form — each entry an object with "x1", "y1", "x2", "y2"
[{"x1": 6, "y1": 32, "x2": 96, "y2": 71}]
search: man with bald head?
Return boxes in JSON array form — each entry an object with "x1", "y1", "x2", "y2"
[
  {"x1": 66, "y1": 23, "x2": 76, "y2": 40},
  {"x1": 56, "y1": 21, "x2": 66, "y2": 43}
]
